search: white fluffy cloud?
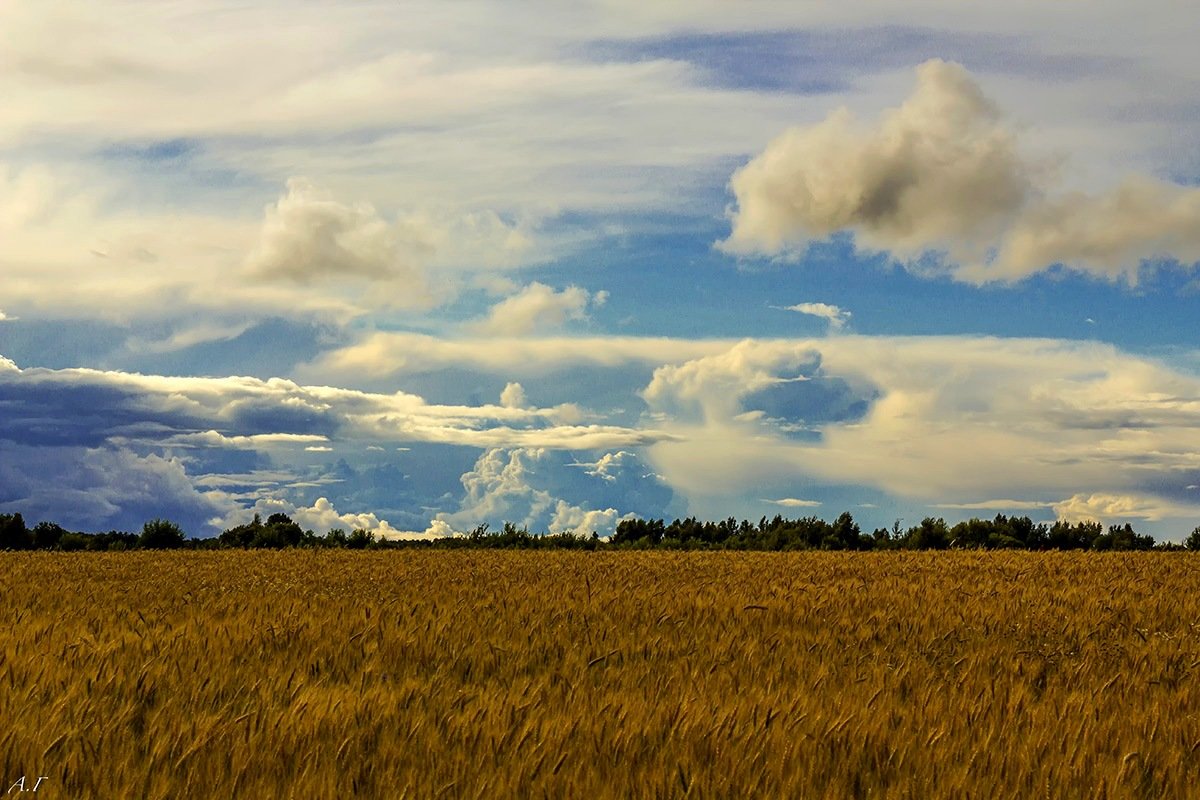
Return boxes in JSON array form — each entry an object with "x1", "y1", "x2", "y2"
[
  {"x1": 724, "y1": 59, "x2": 1200, "y2": 283},
  {"x1": 0, "y1": 168, "x2": 540, "y2": 320},
  {"x1": 642, "y1": 335, "x2": 1200, "y2": 518},
  {"x1": 550, "y1": 501, "x2": 620, "y2": 537},
  {"x1": 434, "y1": 446, "x2": 674, "y2": 536},
  {"x1": 786, "y1": 302, "x2": 851, "y2": 331},
  {"x1": 1052, "y1": 493, "x2": 1200, "y2": 525},
  {"x1": 471, "y1": 282, "x2": 606, "y2": 335},
  {"x1": 499, "y1": 381, "x2": 528, "y2": 409},
  {"x1": 221, "y1": 495, "x2": 448, "y2": 540},
  {"x1": 246, "y1": 178, "x2": 432, "y2": 289}
]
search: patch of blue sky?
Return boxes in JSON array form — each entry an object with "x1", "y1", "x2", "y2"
[
  {"x1": 0, "y1": 319, "x2": 130, "y2": 370},
  {"x1": 99, "y1": 137, "x2": 200, "y2": 162},
  {"x1": 533, "y1": 222, "x2": 1200, "y2": 351}
]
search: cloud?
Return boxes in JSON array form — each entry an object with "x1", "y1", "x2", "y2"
[
  {"x1": 165, "y1": 431, "x2": 330, "y2": 449},
  {"x1": 245, "y1": 178, "x2": 433, "y2": 298},
  {"x1": 641, "y1": 335, "x2": 1200, "y2": 517},
  {"x1": 723, "y1": 60, "x2": 1029, "y2": 263},
  {"x1": 985, "y1": 177, "x2": 1200, "y2": 283},
  {"x1": 0, "y1": 163, "x2": 57, "y2": 232},
  {"x1": 550, "y1": 502, "x2": 620, "y2": 537},
  {"x1": 220, "y1": 495, "x2": 447, "y2": 540},
  {"x1": 434, "y1": 446, "x2": 676, "y2": 536},
  {"x1": 765, "y1": 498, "x2": 823, "y2": 508},
  {"x1": 723, "y1": 59, "x2": 1200, "y2": 283},
  {"x1": 470, "y1": 282, "x2": 605, "y2": 335},
  {"x1": 0, "y1": 165, "x2": 542, "y2": 322},
  {"x1": 1052, "y1": 493, "x2": 1200, "y2": 524},
  {"x1": 124, "y1": 321, "x2": 256, "y2": 354},
  {"x1": 0, "y1": 444, "x2": 232, "y2": 534},
  {"x1": 0, "y1": 311, "x2": 14, "y2": 322},
  {"x1": 0, "y1": 357, "x2": 671, "y2": 476},
  {"x1": 306, "y1": 332, "x2": 734, "y2": 380},
  {"x1": 785, "y1": 302, "x2": 851, "y2": 331},
  {"x1": 499, "y1": 381, "x2": 528, "y2": 409},
  {"x1": 642, "y1": 339, "x2": 826, "y2": 424}
]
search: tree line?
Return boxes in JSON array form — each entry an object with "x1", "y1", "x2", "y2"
[{"x1": 4, "y1": 509, "x2": 1200, "y2": 552}]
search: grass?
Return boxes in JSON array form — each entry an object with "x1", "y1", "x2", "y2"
[{"x1": 3, "y1": 550, "x2": 1199, "y2": 798}]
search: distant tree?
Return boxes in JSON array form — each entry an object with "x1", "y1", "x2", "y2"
[
  {"x1": 905, "y1": 517, "x2": 950, "y2": 550},
  {"x1": 252, "y1": 514, "x2": 304, "y2": 548},
  {"x1": 220, "y1": 514, "x2": 262, "y2": 548},
  {"x1": 92, "y1": 530, "x2": 139, "y2": 551},
  {"x1": 32, "y1": 521, "x2": 67, "y2": 550},
  {"x1": 1097, "y1": 523, "x2": 1154, "y2": 551},
  {"x1": 139, "y1": 518, "x2": 186, "y2": 549},
  {"x1": 0, "y1": 513, "x2": 31, "y2": 550},
  {"x1": 1185, "y1": 526, "x2": 1200, "y2": 551},
  {"x1": 612, "y1": 518, "x2": 665, "y2": 547},
  {"x1": 58, "y1": 533, "x2": 90, "y2": 552},
  {"x1": 346, "y1": 528, "x2": 374, "y2": 549},
  {"x1": 828, "y1": 511, "x2": 862, "y2": 550}
]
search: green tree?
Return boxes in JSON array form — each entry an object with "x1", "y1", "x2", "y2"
[
  {"x1": 32, "y1": 521, "x2": 67, "y2": 550},
  {"x1": 1185, "y1": 526, "x2": 1200, "y2": 551},
  {"x1": 139, "y1": 518, "x2": 186, "y2": 549},
  {"x1": 0, "y1": 513, "x2": 31, "y2": 550},
  {"x1": 346, "y1": 528, "x2": 374, "y2": 549},
  {"x1": 905, "y1": 517, "x2": 950, "y2": 550}
]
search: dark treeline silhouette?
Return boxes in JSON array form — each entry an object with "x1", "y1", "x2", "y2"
[{"x1": 4, "y1": 509, "x2": 1200, "y2": 552}]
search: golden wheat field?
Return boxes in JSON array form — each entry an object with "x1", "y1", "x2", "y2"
[{"x1": 3, "y1": 551, "x2": 1200, "y2": 799}]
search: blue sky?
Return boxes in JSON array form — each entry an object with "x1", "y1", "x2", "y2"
[{"x1": 3, "y1": 1, "x2": 1200, "y2": 539}]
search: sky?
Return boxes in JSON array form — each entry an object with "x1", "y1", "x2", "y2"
[{"x1": 3, "y1": 1, "x2": 1200, "y2": 541}]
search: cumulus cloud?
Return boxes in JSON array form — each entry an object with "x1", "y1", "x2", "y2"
[
  {"x1": 245, "y1": 178, "x2": 433, "y2": 298},
  {"x1": 723, "y1": 60, "x2": 1028, "y2": 263},
  {"x1": 550, "y1": 501, "x2": 620, "y2": 537},
  {"x1": 642, "y1": 339, "x2": 824, "y2": 424},
  {"x1": 987, "y1": 177, "x2": 1200, "y2": 283},
  {"x1": 785, "y1": 302, "x2": 851, "y2": 331},
  {"x1": 435, "y1": 447, "x2": 676, "y2": 536},
  {"x1": 220, "y1": 495, "x2": 449, "y2": 540},
  {"x1": 723, "y1": 59, "x2": 1200, "y2": 283},
  {"x1": 0, "y1": 444, "x2": 231, "y2": 534},
  {"x1": 470, "y1": 282, "x2": 606, "y2": 335},
  {"x1": 499, "y1": 381, "x2": 528, "y2": 409},
  {"x1": 641, "y1": 335, "x2": 1200, "y2": 519},
  {"x1": 1052, "y1": 493, "x2": 1200, "y2": 524}
]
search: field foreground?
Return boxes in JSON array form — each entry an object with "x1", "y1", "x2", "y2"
[{"x1": 3, "y1": 551, "x2": 1199, "y2": 798}]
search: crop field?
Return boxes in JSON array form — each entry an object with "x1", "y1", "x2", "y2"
[{"x1": 3, "y1": 551, "x2": 1200, "y2": 798}]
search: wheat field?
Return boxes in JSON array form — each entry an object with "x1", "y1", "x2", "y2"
[{"x1": 2, "y1": 551, "x2": 1199, "y2": 798}]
